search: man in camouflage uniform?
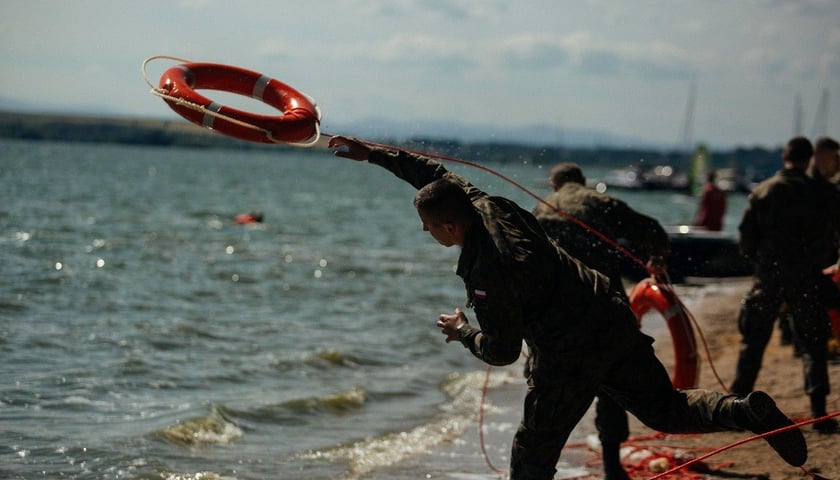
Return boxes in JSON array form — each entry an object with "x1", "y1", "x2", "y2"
[
  {"x1": 731, "y1": 136, "x2": 837, "y2": 434},
  {"x1": 807, "y1": 136, "x2": 840, "y2": 276},
  {"x1": 533, "y1": 162, "x2": 669, "y2": 479},
  {"x1": 777, "y1": 138, "x2": 840, "y2": 357},
  {"x1": 329, "y1": 136, "x2": 807, "y2": 479}
]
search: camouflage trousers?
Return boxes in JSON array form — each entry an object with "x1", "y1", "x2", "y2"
[
  {"x1": 730, "y1": 276, "x2": 831, "y2": 398},
  {"x1": 510, "y1": 298, "x2": 739, "y2": 480}
]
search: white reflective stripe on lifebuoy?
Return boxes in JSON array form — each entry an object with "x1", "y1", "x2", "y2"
[
  {"x1": 203, "y1": 101, "x2": 223, "y2": 128},
  {"x1": 252, "y1": 75, "x2": 270, "y2": 101}
]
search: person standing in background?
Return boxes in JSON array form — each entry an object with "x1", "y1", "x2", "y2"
[
  {"x1": 693, "y1": 170, "x2": 727, "y2": 231},
  {"x1": 807, "y1": 136, "x2": 840, "y2": 364},
  {"x1": 731, "y1": 136, "x2": 838, "y2": 434},
  {"x1": 806, "y1": 137, "x2": 840, "y2": 281},
  {"x1": 809, "y1": 136, "x2": 840, "y2": 185}
]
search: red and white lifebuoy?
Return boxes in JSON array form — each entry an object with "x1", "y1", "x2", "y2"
[
  {"x1": 157, "y1": 62, "x2": 320, "y2": 144},
  {"x1": 628, "y1": 278, "x2": 699, "y2": 390}
]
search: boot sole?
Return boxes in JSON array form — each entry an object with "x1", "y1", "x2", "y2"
[{"x1": 745, "y1": 391, "x2": 808, "y2": 467}]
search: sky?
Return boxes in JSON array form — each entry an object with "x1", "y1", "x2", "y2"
[{"x1": 2, "y1": 0, "x2": 839, "y2": 149}]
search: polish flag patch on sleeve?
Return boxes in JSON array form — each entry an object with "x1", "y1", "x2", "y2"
[{"x1": 474, "y1": 289, "x2": 487, "y2": 300}]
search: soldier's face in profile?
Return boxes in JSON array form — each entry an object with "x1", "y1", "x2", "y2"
[{"x1": 418, "y1": 210, "x2": 457, "y2": 247}]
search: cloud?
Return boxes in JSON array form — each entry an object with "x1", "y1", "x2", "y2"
[
  {"x1": 2, "y1": 0, "x2": 838, "y2": 149},
  {"x1": 366, "y1": 34, "x2": 478, "y2": 73},
  {"x1": 178, "y1": 0, "x2": 214, "y2": 8},
  {"x1": 557, "y1": 33, "x2": 697, "y2": 80},
  {"x1": 741, "y1": 48, "x2": 788, "y2": 78},
  {"x1": 498, "y1": 35, "x2": 570, "y2": 69},
  {"x1": 376, "y1": 0, "x2": 506, "y2": 22}
]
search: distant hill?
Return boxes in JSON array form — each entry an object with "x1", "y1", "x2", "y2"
[
  {"x1": 0, "y1": 97, "x2": 666, "y2": 149},
  {"x1": 0, "y1": 110, "x2": 782, "y2": 178},
  {"x1": 329, "y1": 116, "x2": 661, "y2": 150}
]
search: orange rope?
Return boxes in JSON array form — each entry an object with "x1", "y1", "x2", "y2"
[
  {"x1": 356, "y1": 138, "x2": 653, "y2": 275},
  {"x1": 478, "y1": 365, "x2": 507, "y2": 476},
  {"x1": 646, "y1": 412, "x2": 840, "y2": 480}
]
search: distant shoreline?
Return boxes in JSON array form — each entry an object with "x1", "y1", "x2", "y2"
[{"x1": 0, "y1": 110, "x2": 783, "y2": 175}]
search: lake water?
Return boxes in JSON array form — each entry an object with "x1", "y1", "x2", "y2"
[{"x1": 0, "y1": 138, "x2": 749, "y2": 479}]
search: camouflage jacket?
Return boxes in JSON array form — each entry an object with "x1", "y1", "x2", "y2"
[
  {"x1": 532, "y1": 182, "x2": 669, "y2": 287},
  {"x1": 739, "y1": 168, "x2": 835, "y2": 281},
  {"x1": 368, "y1": 148, "x2": 612, "y2": 368}
]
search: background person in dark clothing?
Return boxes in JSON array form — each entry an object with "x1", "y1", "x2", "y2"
[
  {"x1": 808, "y1": 136, "x2": 840, "y2": 273},
  {"x1": 809, "y1": 136, "x2": 840, "y2": 185},
  {"x1": 779, "y1": 138, "x2": 840, "y2": 355},
  {"x1": 329, "y1": 135, "x2": 807, "y2": 478},
  {"x1": 533, "y1": 162, "x2": 669, "y2": 480},
  {"x1": 808, "y1": 136, "x2": 840, "y2": 365},
  {"x1": 731, "y1": 136, "x2": 838, "y2": 434}
]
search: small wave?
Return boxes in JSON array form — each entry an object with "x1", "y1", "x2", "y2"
[
  {"x1": 281, "y1": 387, "x2": 367, "y2": 415},
  {"x1": 301, "y1": 415, "x2": 469, "y2": 478},
  {"x1": 156, "y1": 405, "x2": 243, "y2": 447},
  {"x1": 62, "y1": 395, "x2": 114, "y2": 409},
  {"x1": 440, "y1": 369, "x2": 513, "y2": 417},
  {"x1": 299, "y1": 347, "x2": 391, "y2": 369},
  {"x1": 299, "y1": 368, "x2": 518, "y2": 478},
  {"x1": 0, "y1": 298, "x2": 26, "y2": 312},
  {"x1": 303, "y1": 348, "x2": 361, "y2": 368}
]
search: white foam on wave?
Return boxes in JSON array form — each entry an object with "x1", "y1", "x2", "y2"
[
  {"x1": 158, "y1": 406, "x2": 243, "y2": 447},
  {"x1": 299, "y1": 368, "x2": 520, "y2": 479}
]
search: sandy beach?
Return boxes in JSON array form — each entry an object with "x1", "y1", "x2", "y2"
[{"x1": 373, "y1": 277, "x2": 840, "y2": 479}]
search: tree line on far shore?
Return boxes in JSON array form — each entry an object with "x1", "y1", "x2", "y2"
[{"x1": 0, "y1": 110, "x2": 782, "y2": 179}]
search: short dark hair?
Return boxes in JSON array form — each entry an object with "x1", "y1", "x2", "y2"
[
  {"x1": 550, "y1": 162, "x2": 586, "y2": 187},
  {"x1": 815, "y1": 136, "x2": 840, "y2": 153},
  {"x1": 783, "y1": 136, "x2": 813, "y2": 166},
  {"x1": 413, "y1": 178, "x2": 476, "y2": 226}
]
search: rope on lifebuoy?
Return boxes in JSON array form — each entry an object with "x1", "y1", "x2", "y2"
[{"x1": 141, "y1": 55, "x2": 322, "y2": 147}]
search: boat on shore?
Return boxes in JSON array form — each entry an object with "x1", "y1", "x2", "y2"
[
  {"x1": 620, "y1": 225, "x2": 752, "y2": 283},
  {"x1": 594, "y1": 165, "x2": 757, "y2": 194},
  {"x1": 595, "y1": 164, "x2": 690, "y2": 193},
  {"x1": 593, "y1": 142, "x2": 758, "y2": 195}
]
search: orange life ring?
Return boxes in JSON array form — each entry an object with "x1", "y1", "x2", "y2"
[
  {"x1": 628, "y1": 278, "x2": 699, "y2": 389},
  {"x1": 157, "y1": 62, "x2": 320, "y2": 144}
]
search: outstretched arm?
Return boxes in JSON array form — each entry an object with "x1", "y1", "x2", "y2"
[{"x1": 329, "y1": 136, "x2": 486, "y2": 202}]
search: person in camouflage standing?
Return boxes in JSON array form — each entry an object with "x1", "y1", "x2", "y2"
[
  {"x1": 329, "y1": 135, "x2": 807, "y2": 479},
  {"x1": 533, "y1": 162, "x2": 669, "y2": 480},
  {"x1": 732, "y1": 136, "x2": 839, "y2": 434}
]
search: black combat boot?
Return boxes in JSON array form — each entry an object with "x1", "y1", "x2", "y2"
[
  {"x1": 731, "y1": 391, "x2": 808, "y2": 466},
  {"x1": 601, "y1": 441, "x2": 630, "y2": 480},
  {"x1": 810, "y1": 393, "x2": 839, "y2": 434}
]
